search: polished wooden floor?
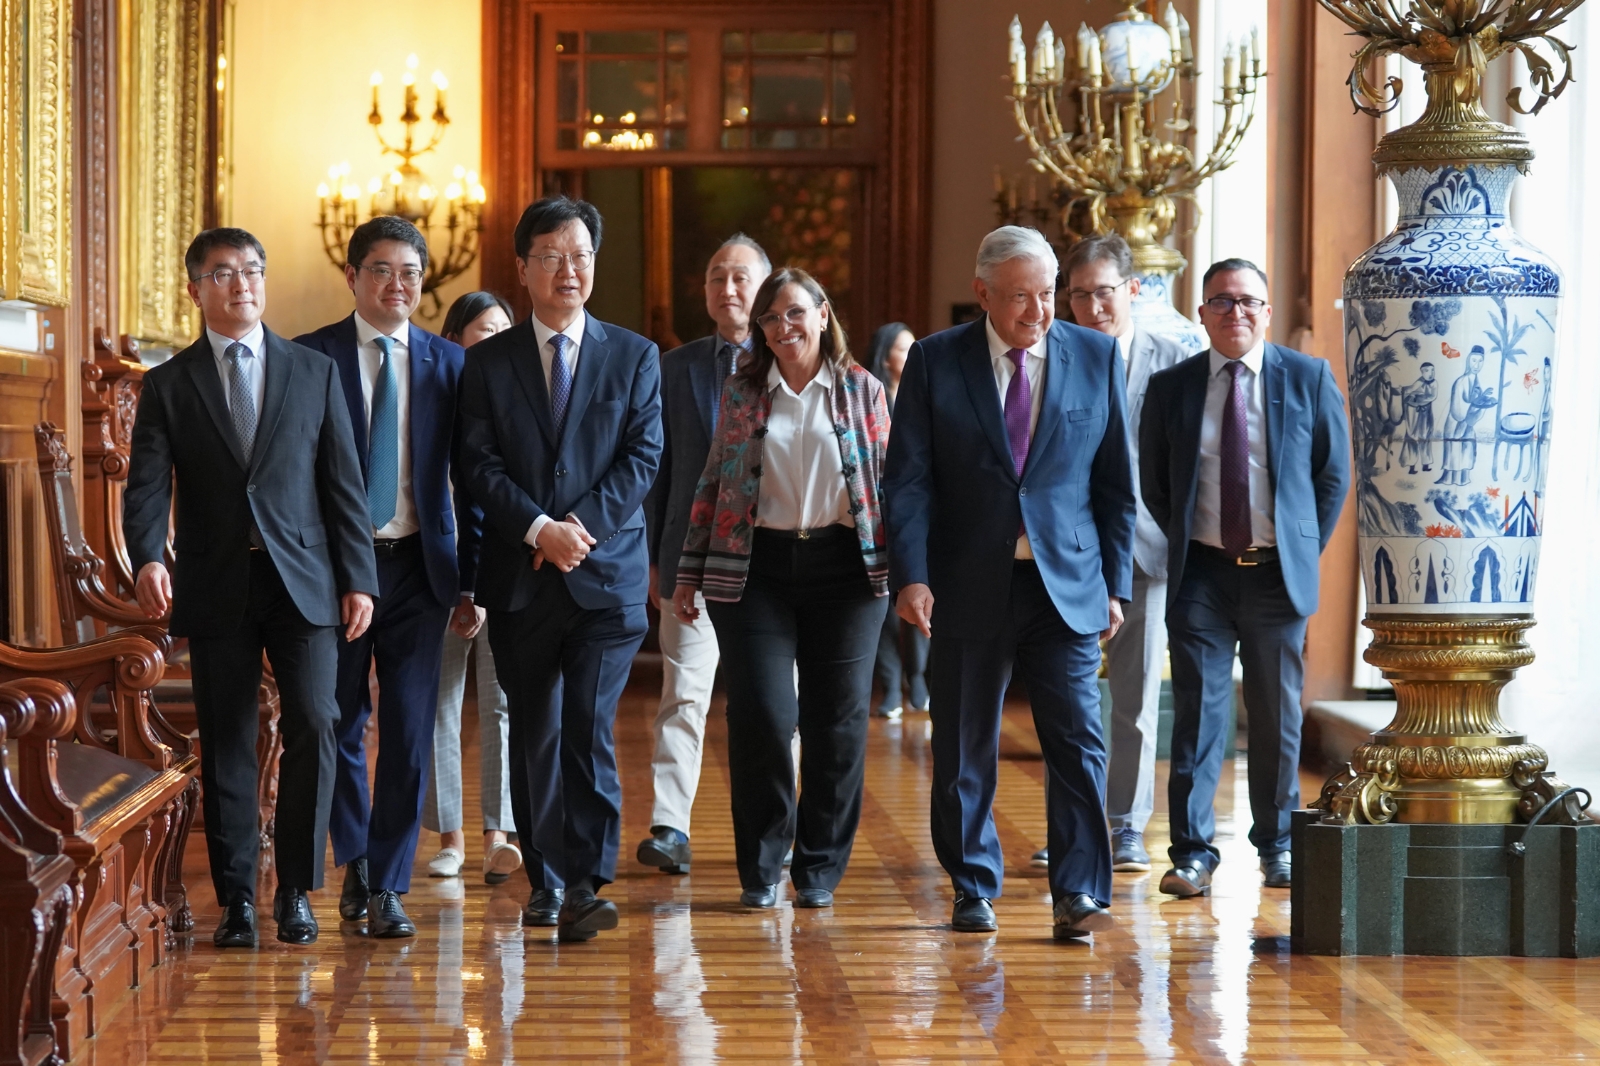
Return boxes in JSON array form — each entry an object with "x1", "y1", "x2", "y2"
[{"x1": 73, "y1": 681, "x2": 1600, "y2": 1064}]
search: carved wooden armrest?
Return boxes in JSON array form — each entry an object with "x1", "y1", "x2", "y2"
[
  {"x1": 0, "y1": 634, "x2": 171, "y2": 768},
  {"x1": 0, "y1": 679, "x2": 70, "y2": 858}
]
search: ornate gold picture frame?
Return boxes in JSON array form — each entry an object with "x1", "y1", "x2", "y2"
[{"x1": 0, "y1": 0, "x2": 74, "y2": 307}]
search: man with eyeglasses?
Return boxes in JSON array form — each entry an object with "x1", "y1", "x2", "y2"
[
  {"x1": 294, "y1": 216, "x2": 481, "y2": 938},
  {"x1": 459, "y1": 196, "x2": 662, "y2": 943},
  {"x1": 124, "y1": 228, "x2": 378, "y2": 948},
  {"x1": 1139, "y1": 258, "x2": 1349, "y2": 899},
  {"x1": 1024, "y1": 234, "x2": 1194, "y2": 877}
]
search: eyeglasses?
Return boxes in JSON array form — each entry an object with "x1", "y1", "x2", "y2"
[
  {"x1": 196, "y1": 265, "x2": 266, "y2": 286},
  {"x1": 360, "y1": 264, "x2": 425, "y2": 287},
  {"x1": 1066, "y1": 278, "x2": 1131, "y2": 304},
  {"x1": 755, "y1": 304, "x2": 817, "y2": 331},
  {"x1": 527, "y1": 251, "x2": 595, "y2": 273},
  {"x1": 1204, "y1": 295, "x2": 1266, "y2": 316}
]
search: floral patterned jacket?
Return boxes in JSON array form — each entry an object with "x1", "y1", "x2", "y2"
[{"x1": 676, "y1": 362, "x2": 889, "y2": 602}]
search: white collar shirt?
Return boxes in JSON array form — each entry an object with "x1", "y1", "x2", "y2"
[
  {"x1": 985, "y1": 316, "x2": 1047, "y2": 559},
  {"x1": 522, "y1": 310, "x2": 590, "y2": 548},
  {"x1": 354, "y1": 313, "x2": 418, "y2": 539},
  {"x1": 208, "y1": 323, "x2": 267, "y2": 425},
  {"x1": 755, "y1": 360, "x2": 853, "y2": 531},
  {"x1": 1194, "y1": 343, "x2": 1276, "y2": 549}
]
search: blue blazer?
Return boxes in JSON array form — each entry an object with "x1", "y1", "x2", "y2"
[
  {"x1": 883, "y1": 316, "x2": 1137, "y2": 638},
  {"x1": 295, "y1": 315, "x2": 480, "y2": 610},
  {"x1": 458, "y1": 314, "x2": 662, "y2": 613},
  {"x1": 646, "y1": 334, "x2": 727, "y2": 598},
  {"x1": 1139, "y1": 343, "x2": 1351, "y2": 617}
]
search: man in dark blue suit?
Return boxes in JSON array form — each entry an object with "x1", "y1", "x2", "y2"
[
  {"x1": 884, "y1": 226, "x2": 1137, "y2": 939},
  {"x1": 1139, "y1": 259, "x2": 1350, "y2": 898},
  {"x1": 295, "y1": 216, "x2": 480, "y2": 938},
  {"x1": 459, "y1": 196, "x2": 662, "y2": 942}
]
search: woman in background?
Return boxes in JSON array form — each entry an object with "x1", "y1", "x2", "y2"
[
  {"x1": 866, "y1": 323, "x2": 929, "y2": 719},
  {"x1": 424, "y1": 290, "x2": 522, "y2": 884}
]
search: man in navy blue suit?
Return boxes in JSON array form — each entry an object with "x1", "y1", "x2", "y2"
[
  {"x1": 295, "y1": 216, "x2": 479, "y2": 938},
  {"x1": 459, "y1": 196, "x2": 662, "y2": 942},
  {"x1": 1139, "y1": 259, "x2": 1350, "y2": 898},
  {"x1": 884, "y1": 226, "x2": 1137, "y2": 939}
]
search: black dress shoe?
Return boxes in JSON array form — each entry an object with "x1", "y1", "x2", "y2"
[
  {"x1": 367, "y1": 890, "x2": 416, "y2": 938},
  {"x1": 1159, "y1": 861, "x2": 1213, "y2": 898},
  {"x1": 213, "y1": 900, "x2": 258, "y2": 949},
  {"x1": 636, "y1": 826, "x2": 692, "y2": 874},
  {"x1": 794, "y1": 888, "x2": 833, "y2": 908},
  {"x1": 739, "y1": 885, "x2": 778, "y2": 908},
  {"x1": 1053, "y1": 893, "x2": 1115, "y2": 939},
  {"x1": 1260, "y1": 852, "x2": 1292, "y2": 888},
  {"x1": 522, "y1": 888, "x2": 564, "y2": 928},
  {"x1": 339, "y1": 857, "x2": 370, "y2": 921},
  {"x1": 952, "y1": 892, "x2": 997, "y2": 932},
  {"x1": 273, "y1": 887, "x2": 319, "y2": 945},
  {"x1": 557, "y1": 890, "x2": 619, "y2": 942}
]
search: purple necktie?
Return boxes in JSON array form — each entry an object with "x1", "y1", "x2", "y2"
[
  {"x1": 1220, "y1": 359, "x2": 1252, "y2": 557},
  {"x1": 1003, "y1": 347, "x2": 1031, "y2": 477}
]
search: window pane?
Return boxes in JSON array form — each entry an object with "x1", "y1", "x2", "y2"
[
  {"x1": 832, "y1": 58, "x2": 855, "y2": 124},
  {"x1": 661, "y1": 128, "x2": 687, "y2": 150},
  {"x1": 665, "y1": 59, "x2": 688, "y2": 124},
  {"x1": 832, "y1": 30, "x2": 857, "y2": 55},
  {"x1": 586, "y1": 59, "x2": 660, "y2": 124},
  {"x1": 723, "y1": 31, "x2": 745, "y2": 55},
  {"x1": 752, "y1": 128, "x2": 828, "y2": 150},
  {"x1": 557, "y1": 60, "x2": 579, "y2": 123},
  {"x1": 750, "y1": 56, "x2": 827, "y2": 124},
  {"x1": 751, "y1": 31, "x2": 828, "y2": 54},
  {"x1": 830, "y1": 126, "x2": 854, "y2": 149},
  {"x1": 585, "y1": 31, "x2": 658, "y2": 54},
  {"x1": 723, "y1": 61, "x2": 748, "y2": 125},
  {"x1": 665, "y1": 30, "x2": 688, "y2": 54},
  {"x1": 556, "y1": 31, "x2": 579, "y2": 55}
]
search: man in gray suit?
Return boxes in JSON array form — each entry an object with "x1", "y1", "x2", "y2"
[
  {"x1": 125, "y1": 227, "x2": 378, "y2": 949},
  {"x1": 636, "y1": 234, "x2": 770, "y2": 873},
  {"x1": 1030, "y1": 234, "x2": 1192, "y2": 873}
]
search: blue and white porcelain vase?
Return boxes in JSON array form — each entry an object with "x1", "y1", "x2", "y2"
[{"x1": 1345, "y1": 163, "x2": 1558, "y2": 615}]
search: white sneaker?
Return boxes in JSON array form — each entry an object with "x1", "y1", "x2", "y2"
[
  {"x1": 427, "y1": 847, "x2": 464, "y2": 878},
  {"x1": 483, "y1": 841, "x2": 523, "y2": 884}
]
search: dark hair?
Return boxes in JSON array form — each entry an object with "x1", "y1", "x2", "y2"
[
  {"x1": 185, "y1": 227, "x2": 265, "y2": 281},
  {"x1": 441, "y1": 290, "x2": 515, "y2": 343},
  {"x1": 867, "y1": 322, "x2": 912, "y2": 384},
  {"x1": 1202, "y1": 257, "x2": 1270, "y2": 291},
  {"x1": 513, "y1": 196, "x2": 603, "y2": 259},
  {"x1": 348, "y1": 215, "x2": 430, "y2": 272},
  {"x1": 1063, "y1": 233, "x2": 1134, "y2": 283},
  {"x1": 712, "y1": 232, "x2": 771, "y2": 274},
  {"x1": 737, "y1": 268, "x2": 852, "y2": 386}
]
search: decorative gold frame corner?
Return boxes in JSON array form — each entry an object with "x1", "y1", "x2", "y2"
[{"x1": 1, "y1": 0, "x2": 74, "y2": 307}]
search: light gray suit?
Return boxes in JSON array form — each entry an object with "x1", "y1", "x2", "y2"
[{"x1": 1106, "y1": 325, "x2": 1195, "y2": 834}]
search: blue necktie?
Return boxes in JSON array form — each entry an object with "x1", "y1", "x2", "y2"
[
  {"x1": 550, "y1": 333, "x2": 573, "y2": 439},
  {"x1": 367, "y1": 335, "x2": 399, "y2": 530}
]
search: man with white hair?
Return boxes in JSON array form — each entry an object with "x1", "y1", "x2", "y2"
[{"x1": 884, "y1": 225, "x2": 1136, "y2": 939}]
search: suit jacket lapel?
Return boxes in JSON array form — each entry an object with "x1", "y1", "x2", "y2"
[
  {"x1": 960, "y1": 318, "x2": 1018, "y2": 482},
  {"x1": 1263, "y1": 343, "x2": 1284, "y2": 490},
  {"x1": 560, "y1": 314, "x2": 608, "y2": 455},
  {"x1": 408, "y1": 323, "x2": 437, "y2": 465},
  {"x1": 1179, "y1": 353, "x2": 1210, "y2": 513},
  {"x1": 1025, "y1": 323, "x2": 1074, "y2": 477},
  {"x1": 507, "y1": 319, "x2": 558, "y2": 448},
  {"x1": 182, "y1": 338, "x2": 249, "y2": 471},
  {"x1": 687, "y1": 337, "x2": 720, "y2": 438},
  {"x1": 330, "y1": 315, "x2": 368, "y2": 470},
  {"x1": 251, "y1": 329, "x2": 294, "y2": 474}
]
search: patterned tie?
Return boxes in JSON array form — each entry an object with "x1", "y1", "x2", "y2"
[
  {"x1": 225, "y1": 342, "x2": 258, "y2": 464},
  {"x1": 1220, "y1": 359, "x2": 1253, "y2": 557},
  {"x1": 713, "y1": 342, "x2": 740, "y2": 433},
  {"x1": 1002, "y1": 347, "x2": 1031, "y2": 477},
  {"x1": 550, "y1": 333, "x2": 573, "y2": 440},
  {"x1": 367, "y1": 335, "x2": 400, "y2": 530}
]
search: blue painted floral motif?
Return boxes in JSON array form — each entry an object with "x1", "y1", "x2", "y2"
[
  {"x1": 1420, "y1": 169, "x2": 1490, "y2": 216},
  {"x1": 1410, "y1": 298, "x2": 1463, "y2": 335}
]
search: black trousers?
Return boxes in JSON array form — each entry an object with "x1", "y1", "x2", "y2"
[
  {"x1": 1167, "y1": 543, "x2": 1309, "y2": 870},
  {"x1": 188, "y1": 550, "x2": 339, "y2": 905},
  {"x1": 488, "y1": 565, "x2": 647, "y2": 892},
  {"x1": 706, "y1": 528, "x2": 887, "y2": 892}
]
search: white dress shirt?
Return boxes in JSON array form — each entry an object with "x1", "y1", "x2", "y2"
[
  {"x1": 985, "y1": 317, "x2": 1046, "y2": 560},
  {"x1": 524, "y1": 311, "x2": 589, "y2": 548},
  {"x1": 1194, "y1": 343, "x2": 1276, "y2": 548},
  {"x1": 755, "y1": 360, "x2": 853, "y2": 531},
  {"x1": 208, "y1": 322, "x2": 267, "y2": 424},
  {"x1": 354, "y1": 314, "x2": 418, "y2": 539}
]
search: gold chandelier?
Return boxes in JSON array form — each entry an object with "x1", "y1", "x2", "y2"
[{"x1": 316, "y1": 54, "x2": 486, "y2": 315}]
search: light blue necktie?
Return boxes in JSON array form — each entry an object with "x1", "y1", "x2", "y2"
[
  {"x1": 550, "y1": 333, "x2": 573, "y2": 439},
  {"x1": 225, "y1": 342, "x2": 258, "y2": 464},
  {"x1": 367, "y1": 335, "x2": 399, "y2": 530}
]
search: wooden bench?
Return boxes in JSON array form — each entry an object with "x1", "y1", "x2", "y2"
[{"x1": 0, "y1": 638, "x2": 196, "y2": 1061}]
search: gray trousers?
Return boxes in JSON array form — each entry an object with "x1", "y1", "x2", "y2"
[
  {"x1": 424, "y1": 629, "x2": 514, "y2": 834},
  {"x1": 1104, "y1": 564, "x2": 1168, "y2": 834}
]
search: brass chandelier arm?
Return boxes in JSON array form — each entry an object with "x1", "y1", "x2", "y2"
[{"x1": 1011, "y1": 94, "x2": 1104, "y2": 194}]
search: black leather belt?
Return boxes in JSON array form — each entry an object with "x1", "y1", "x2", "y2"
[
  {"x1": 1191, "y1": 541, "x2": 1279, "y2": 567},
  {"x1": 373, "y1": 533, "x2": 421, "y2": 556},
  {"x1": 754, "y1": 524, "x2": 853, "y2": 541}
]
